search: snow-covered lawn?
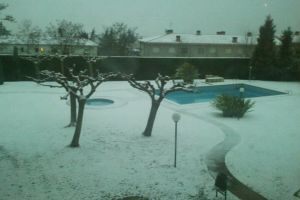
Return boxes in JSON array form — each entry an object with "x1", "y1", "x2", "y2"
[{"x1": 0, "y1": 80, "x2": 299, "y2": 200}]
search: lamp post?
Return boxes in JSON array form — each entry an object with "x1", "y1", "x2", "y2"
[
  {"x1": 172, "y1": 113, "x2": 181, "y2": 168},
  {"x1": 239, "y1": 87, "x2": 245, "y2": 98}
]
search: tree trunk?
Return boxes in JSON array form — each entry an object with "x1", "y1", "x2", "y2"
[
  {"x1": 60, "y1": 60, "x2": 65, "y2": 75},
  {"x1": 70, "y1": 99, "x2": 86, "y2": 147},
  {"x1": 0, "y1": 60, "x2": 4, "y2": 85},
  {"x1": 34, "y1": 63, "x2": 40, "y2": 79},
  {"x1": 88, "y1": 63, "x2": 94, "y2": 77},
  {"x1": 142, "y1": 101, "x2": 160, "y2": 137},
  {"x1": 66, "y1": 92, "x2": 77, "y2": 127}
]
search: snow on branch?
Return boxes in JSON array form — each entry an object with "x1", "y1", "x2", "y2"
[
  {"x1": 122, "y1": 73, "x2": 189, "y2": 101},
  {"x1": 28, "y1": 68, "x2": 117, "y2": 101},
  {"x1": 121, "y1": 74, "x2": 154, "y2": 96}
]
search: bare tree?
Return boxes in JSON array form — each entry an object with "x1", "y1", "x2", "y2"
[
  {"x1": 123, "y1": 73, "x2": 187, "y2": 137},
  {"x1": 27, "y1": 55, "x2": 109, "y2": 127},
  {"x1": 46, "y1": 20, "x2": 86, "y2": 55},
  {"x1": 56, "y1": 55, "x2": 68, "y2": 75},
  {"x1": 81, "y1": 56, "x2": 108, "y2": 77},
  {"x1": 17, "y1": 20, "x2": 42, "y2": 54},
  {"x1": 31, "y1": 69, "x2": 116, "y2": 147}
]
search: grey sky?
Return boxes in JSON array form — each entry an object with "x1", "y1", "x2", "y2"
[{"x1": 4, "y1": 0, "x2": 300, "y2": 37}]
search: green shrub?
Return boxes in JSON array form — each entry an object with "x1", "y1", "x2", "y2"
[
  {"x1": 212, "y1": 94, "x2": 255, "y2": 118},
  {"x1": 175, "y1": 62, "x2": 198, "y2": 83}
]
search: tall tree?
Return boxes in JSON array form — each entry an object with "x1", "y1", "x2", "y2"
[
  {"x1": 251, "y1": 15, "x2": 277, "y2": 80},
  {"x1": 0, "y1": 3, "x2": 15, "y2": 36},
  {"x1": 123, "y1": 73, "x2": 187, "y2": 137},
  {"x1": 89, "y1": 28, "x2": 97, "y2": 41},
  {"x1": 278, "y1": 27, "x2": 294, "y2": 80},
  {"x1": 99, "y1": 23, "x2": 138, "y2": 56},
  {"x1": 46, "y1": 20, "x2": 86, "y2": 55},
  {"x1": 294, "y1": 33, "x2": 300, "y2": 81}
]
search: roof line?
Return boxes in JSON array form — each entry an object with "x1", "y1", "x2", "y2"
[{"x1": 143, "y1": 34, "x2": 169, "y2": 42}]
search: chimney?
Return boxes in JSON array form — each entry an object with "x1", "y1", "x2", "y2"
[
  {"x1": 196, "y1": 30, "x2": 201, "y2": 35},
  {"x1": 216, "y1": 31, "x2": 226, "y2": 35},
  {"x1": 165, "y1": 29, "x2": 173, "y2": 34},
  {"x1": 176, "y1": 35, "x2": 181, "y2": 42},
  {"x1": 295, "y1": 31, "x2": 300, "y2": 36},
  {"x1": 232, "y1": 37, "x2": 238, "y2": 43},
  {"x1": 247, "y1": 32, "x2": 253, "y2": 37}
]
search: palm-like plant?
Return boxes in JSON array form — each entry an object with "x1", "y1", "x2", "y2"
[{"x1": 212, "y1": 95, "x2": 255, "y2": 118}]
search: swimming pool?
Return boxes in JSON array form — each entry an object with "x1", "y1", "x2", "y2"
[{"x1": 166, "y1": 84, "x2": 286, "y2": 104}]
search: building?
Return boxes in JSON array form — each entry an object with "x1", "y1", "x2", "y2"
[
  {"x1": 140, "y1": 30, "x2": 280, "y2": 58},
  {"x1": 0, "y1": 36, "x2": 98, "y2": 56}
]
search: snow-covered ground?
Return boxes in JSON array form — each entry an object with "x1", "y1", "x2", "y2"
[{"x1": 0, "y1": 80, "x2": 299, "y2": 200}]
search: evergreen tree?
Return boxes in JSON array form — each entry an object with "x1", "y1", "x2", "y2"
[
  {"x1": 294, "y1": 33, "x2": 300, "y2": 81},
  {"x1": 98, "y1": 23, "x2": 138, "y2": 56},
  {"x1": 251, "y1": 15, "x2": 277, "y2": 80},
  {"x1": 278, "y1": 27, "x2": 294, "y2": 80},
  {"x1": 89, "y1": 28, "x2": 97, "y2": 41}
]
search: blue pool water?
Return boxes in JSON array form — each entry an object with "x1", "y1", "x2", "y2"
[{"x1": 166, "y1": 84, "x2": 286, "y2": 104}]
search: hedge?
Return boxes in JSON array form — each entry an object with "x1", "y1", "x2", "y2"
[{"x1": 0, "y1": 56, "x2": 251, "y2": 81}]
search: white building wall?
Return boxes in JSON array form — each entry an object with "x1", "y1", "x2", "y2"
[{"x1": 140, "y1": 42, "x2": 255, "y2": 58}]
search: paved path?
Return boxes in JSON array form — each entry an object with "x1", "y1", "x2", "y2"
[{"x1": 179, "y1": 111, "x2": 268, "y2": 200}]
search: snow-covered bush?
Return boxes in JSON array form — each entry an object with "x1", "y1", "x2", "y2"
[{"x1": 212, "y1": 94, "x2": 255, "y2": 118}]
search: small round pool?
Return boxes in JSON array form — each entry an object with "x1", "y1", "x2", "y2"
[{"x1": 86, "y1": 98, "x2": 114, "y2": 106}]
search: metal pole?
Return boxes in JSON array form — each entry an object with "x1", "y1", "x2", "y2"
[{"x1": 174, "y1": 121, "x2": 177, "y2": 168}]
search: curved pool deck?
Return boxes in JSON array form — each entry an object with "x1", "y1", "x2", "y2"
[{"x1": 177, "y1": 110, "x2": 268, "y2": 200}]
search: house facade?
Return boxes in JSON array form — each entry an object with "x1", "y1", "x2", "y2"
[
  {"x1": 140, "y1": 30, "x2": 266, "y2": 58},
  {"x1": 0, "y1": 36, "x2": 98, "y2": 56}
]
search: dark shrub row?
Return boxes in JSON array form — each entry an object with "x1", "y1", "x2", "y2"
[{"x1": 1, "y1": 56, "x2": 252, "y2": 82}]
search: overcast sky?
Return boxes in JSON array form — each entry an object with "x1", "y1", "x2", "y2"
[{"x1": 4, "y1": 0, "x2": 300, "y2": 37}]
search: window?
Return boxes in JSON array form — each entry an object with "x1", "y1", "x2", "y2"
[
  {"x1": 180, "y1": 47, "x2": 188, "y2": 55},
  {"x1": 209, "y1": 47, "x2": 216, "y2": 54},
  {"x1": 225, "y1": 48, "x2": 232, "y2": 54},
  {"x1": 152, "y1": 47, "x2": 160, "y2": 53},
  {"x1": 198, "y1": 47, "x2": 205, "y2": 55},
  {"x1": 237, "y1": 48, "x2": 243, "y2": 54},
  {"x1": 84, "y1": 48, "x2": 90, "y2": 55},
  {"x1": 168, "y1": 47, "x2": 175, "y2": 53}
]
